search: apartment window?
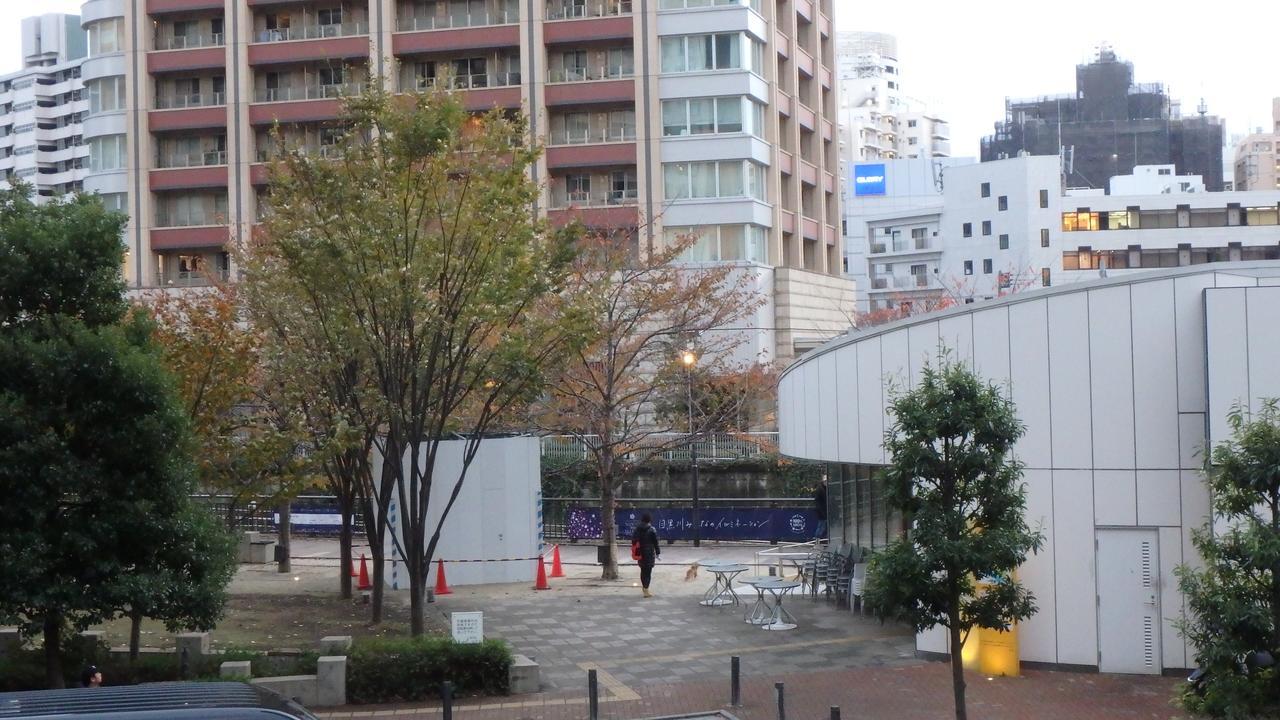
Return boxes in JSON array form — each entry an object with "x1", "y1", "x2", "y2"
[
  {"x1": 318, "y1": 7, "x2": 343, "y2": 26},
  {"x1": 963, "y1": 260, "x2": 973, "y2": 275},
  {"x1": 962, "y1": 222, "x2": 972, "y2": 238},
  {"x1": 982, "y1": 258, "x2": 993, "y2": 274},
  {"x1": 998, "y1": 234, "x2": 1009, "y2": 250},
  {"x1": 1158, "y1": 168, "x2": 1172, "y2": 175},
  {"x1": 661, "y1": 96, "x2": 759, "y2": 137},
  {"x1": 660, "y1": 33, "x2": 762, "y2": 74},
  {"x1": 997, "y1": 195, "x2": 1008, "y2": 211},
  {"x1": 319, "y1": 66, "x2": 346, "y2": 87},
  {"x1": 1041, "y1": 268, "x2": 1051, "y2": 287},
  {"x1": 87, "y1": 76, "x2": 125, "y2": 115},
  {"x1": 566, "y1": 173, "x2": 591, "y2": 202},
  {"x1": 907, "y1": 119, "x2": 917, "y2": 128},
  {"x1": 1039, "y1": 189, "x2": 1049, "y2": 208},
  {"x1": 980, "y1": 182, "x2": 990, "y2": 198},
  {"x1": 662, "y1": 160, "x2": 766, "y2": 201},
  {"x1": 89, "y1": 134, "x2": 126, "y2": 172},
  {"x1": 1061, "y1": 211, "x2": 1099, "y2": 231},
  {"x1": 1040, "y1": 228, "x2": 1050, "y2": 247},
  {"x1": 87, "y1": 17, "x2": 123, "y2": 55},
  {"x1": 610, "y1": 170, "x2": 637, "y2": 202},
  {"x1": 981, "y1": 220, "x2": 991, "y2": 236}
]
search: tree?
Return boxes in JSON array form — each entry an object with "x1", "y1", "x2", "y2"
[
  {"x1": 246, "y1": 86, "x2": 587, "y2": 635},
  {"x1": 1176, "y1": 400, "x2": 1280, "y2": 718},
  {"x1": 534, "y1": 230, "x2": 766, "y2": 580},
  {"x1": 654, "y1": 364, "x2": 778, "y2": 434},
  {"x1": 0, "y1": 188, "x2": 232, "y2": 686},
  {"x1": 862, "y1": 357, "x2": 1043, "y2": 720}
]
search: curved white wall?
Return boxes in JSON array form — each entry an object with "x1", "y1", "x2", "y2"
[
  {"x1": 80, "y1": 53, "x2": 126, "y2": 84},
  {"x1": 779, "y1": 261, "x2": 1280, "y2": 672},
  {"x1": 80, "y1": 0, "x2": 125, "y2": 25}
]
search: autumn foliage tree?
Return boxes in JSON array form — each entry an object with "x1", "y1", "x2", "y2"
[{"x1": 535, "y1": 230, "x2": 768, "y2": 580}]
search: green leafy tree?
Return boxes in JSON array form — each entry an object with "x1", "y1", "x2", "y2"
[
  {"x1": 1176, "y1": 400, "x2": 1280, "y2": 718},
  {"x1": 246, "y1": 86, "x2": 588, "y2": 634},
  {"x1": 863, "y1": 358, "x2": 1043, "y2": 720},
  {"x1": 0, "y1": 187, "x2": 232, "y2": 687}
]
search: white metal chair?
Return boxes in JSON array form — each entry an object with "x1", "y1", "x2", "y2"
[{"x1": 849, "y1": 562, "x2": 867, "y2": 615}]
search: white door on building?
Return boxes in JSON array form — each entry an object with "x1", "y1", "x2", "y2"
[{"x1": 1096, "y1": 528, "x2": 1161, "y2": 674}]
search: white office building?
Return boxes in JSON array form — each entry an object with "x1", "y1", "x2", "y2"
[
  {"x1": 779, "y1": 260, "x2": 1280, "y2": 674},
  {"x1": 0, "y1": 14, "x2": 90, "y2": 202}
]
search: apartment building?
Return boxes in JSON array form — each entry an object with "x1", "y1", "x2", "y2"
[
  {"x1": 835, "y1": 31, "x2": 949, "y2": 164},
  {"x1": 80, "y1": 0, "x2": 850, "y2": 363},
  {"x1": 0, "y1": 14, "x2": 90, "y2": 203},
  {"x1": 1232, "y1": 98, "x2": 1280, "y2": 191},
  {"x1": 859, "y1": 155, "x2": 1280, "y2": 311}
]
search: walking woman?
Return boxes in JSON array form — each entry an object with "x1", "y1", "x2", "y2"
[{"x1": 632, "y1": 513, "x2": 660, "y2": 598}]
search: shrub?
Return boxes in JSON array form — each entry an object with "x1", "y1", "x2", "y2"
[
  {"x1": 0, "y1": 645, "x2": 318, "y2": 690},
  {"x1": 347, "y1": 636, "x2": 511, "y2": 704}
]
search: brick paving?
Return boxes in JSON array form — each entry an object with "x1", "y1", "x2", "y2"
[{"x1": 321, "y1": 664, "x2": 1185, "y2": 720}]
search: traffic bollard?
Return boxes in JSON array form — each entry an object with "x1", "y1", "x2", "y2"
[
  {"x1": 775, "y1": 681, "x2": 785, "y2": 720},
  {"x1": 588, "y1": 669, "x2": 599, "y2": 720},
  {"x1": 730, "y1": 656, "x2": 741, "y2": 707},
  {"x1": 441, "y1": 681, "x2": 453, "y2": 720},
  {"x1": 830, "y1": 706, "x2": 841, "y2": 720}
]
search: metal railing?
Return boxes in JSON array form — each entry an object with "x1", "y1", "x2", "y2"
[
  {"x1": 548, "y1": 188, "x2": 638, "y2": 209},
  {"x1": 254, "y1": 82, "x2": 366, "y2": 103},
  {"x1": 254, "y1": 22, "x2": 368, "y2": 43},
  {"x1": 403, "y1": 72, "x2": 521, "y2": 91},
  {"x1": 155, "y1": 33, "x2": 225, "y2": 50},
  {"x1": 548, "y1": 125, "x2": 635, "y2": 145},
  {"x1": 540, "y1": 431, "x2": 777, "y2": 464},
  {"x1": 256, "y1": 145, "x2": 344, "y2": 162},
  {"x1": 194, "y1": 494, "x2": 368, "y2": 536},
  {"x1": 547, "y1": 65, "x2": 633, "y2": 83},
  {"x1": 546, "y1": 0, "x2": 632, "y2": 19},
  {"x1": 157, "y1": 149, "x2": 227, "y2": 168},
  {"x1": 154, "y1": 212, "x2": 226, "y2": 228},
  {"x1": 396, "y1": 10, "x2": 517, "y2": 31},
  {"x1": 155, "y1": 91, "x2": 225, "y2": 109},
  {"x1": 158, "y1": 268, "x2": 230, "y2": 287}
]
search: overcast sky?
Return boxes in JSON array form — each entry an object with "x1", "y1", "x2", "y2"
[{"x1": 2, "y1": 0, "x2": 1277, "y2": 158}]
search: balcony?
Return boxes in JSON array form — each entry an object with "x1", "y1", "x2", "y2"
[
  {"x1": 544, "y1": 1, "x2": 632, "y2": 43},
  {"x1": 157, "y1": 150, "x2": 227, "y2": 168},
  {"x1": 396, "y1": 9, "x2": 516, "y2": 30},
  {"x1": 157, "y1": 267, "x2": 229, "y2": 287},
  {"x1": 150, "y1": 225, "x2": 229, "y2": 250},
  {"x1": 547, "y1": 126, "x2": 635, "y2": 146},
  {"x1": 156, "y1": 211, "x2": 226, "y2": 228},
  {"x1": 547, "y1": 186, "x2": 639, "y2": 228},
  {"x1": 253, "y1": 83, "x2": 365, "y2": 103},
  {"x1": 148, "y1": 0, "x2": 224, "y2": 12},
  {"x1": 547, "y1": 66, "x2": 631, "y2": 83},
  {"x1": 155, "y1": 92, "x2": 225, "y2": 110},
  {"x1": 546, "y1": 0, "x2": 630, "y2": 19},
  {"x1": 546, "y1": 127, "x2": 636, "y2": 168},
  {"x1": 544, "y1": 67, "x2": 634, "y2": 106},
  {"x1": 254, "y1": 22, "x2": 367, "y2": 43},
  {"x1": 403, "y1": 72, "x2": 521, "y2": 91},
  {"x1": 155, "y1": 33, "x2": 224, "y2": 50},
  {"x1": 549, "y1": 188, "x2": 637, "y2": 209}
]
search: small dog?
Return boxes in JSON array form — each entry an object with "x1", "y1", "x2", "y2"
[{"x1": 684, "y1": 562, "x2": 699, "y2": 582}]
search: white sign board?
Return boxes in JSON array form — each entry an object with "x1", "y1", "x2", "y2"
[{"x1": 451, "y1": 611, "x2": 484, "y2": 644}]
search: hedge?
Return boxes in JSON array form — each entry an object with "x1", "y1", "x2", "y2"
[{"x1": 347, "y1": 636, "x2": 511, "y2": 704}]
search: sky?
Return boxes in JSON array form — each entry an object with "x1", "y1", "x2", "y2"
[{"x1": 1, "y1": 0, "x2": 1277, "y2": 159}]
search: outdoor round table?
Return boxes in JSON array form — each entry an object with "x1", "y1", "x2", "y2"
[
  {"x1": 736, "y1": 575, "x2": 776, "y2": 625},
  {"x1": 754, "y1": 578, "x2": 802, "y2": 631},
  {"x1": 698, "y1": 562, "x2": 750, "y2": 607},
  {"x1": 767, "y1": 552, "x2": 816, "y2": 583}
]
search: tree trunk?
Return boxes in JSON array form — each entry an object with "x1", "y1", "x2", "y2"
[
  {"x1": 370, "y1": 544, "x2": 385, "y2": 623},
  {"x1": 277, "y1": 500, "x2": 292, "y2": 573},
  {"x1": 949, "y1": 619, "x2": 967, "y2": 720},
  {"x1": 338, "y1": 496, "x2": 353, "y2": 599},
  {"x1": 600, "y1": 470, "x2": 618, "y2": 581},
  {"x1": 408, "y1": 561, "x2": 424, "y2": 636},
  {"x1": 129, "y1": 608, "x2": 143, "y2": 660},
  {"x1": 43, "y1": 614, "x2": 63, "y2": 689}
]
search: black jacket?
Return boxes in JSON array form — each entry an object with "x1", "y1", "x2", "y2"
[
  {"x1": 632, "y1": 522, "x2": 660, "y2": 564},
  {"x1": 814, "y1": 484, "x2": 828, "y2": 520}
]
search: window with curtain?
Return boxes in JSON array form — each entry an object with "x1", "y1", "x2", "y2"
[
  {"x1": 689, "y1": 99, "x2": 714, "y2": 134},
  {"x1": 690, "y1": 161, "x2": 717, "y2": 198},
  {"x1": 688, "y1": 35, "x2": 712, "y2": 71},
  {"x1": 660, "y1": 38, "x2": 684, "y2": 72},
  {"x1": 664, "y1": 163, "x2": 689, "y2": 199},
  {"x1": 719, "y1": 161, "x2": 743, "y2": 196},
  {"x1": 716, "y1": 98, "x2": 742, "y2": 132},
  {"x1": 713, "y1": 33, "x2": 738, "y2": 69},
  {"x1": 662, "y1": 100, "x2": 686, "y2": 136}
]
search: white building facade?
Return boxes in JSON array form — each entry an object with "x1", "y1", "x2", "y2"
[
  {"x1": 778, "y1": 261, "x2": 1280, "y2": 674},
  {"x1": 0, "y1": 14, "x2": 90, "y2": 203}
]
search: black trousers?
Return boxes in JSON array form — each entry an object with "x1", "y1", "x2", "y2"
[{"x1": 640, "y1": 562, "x2": 654, "y2": 588}]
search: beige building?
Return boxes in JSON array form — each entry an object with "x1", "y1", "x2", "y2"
[{"x1": 1233, "y1": 97, "x2": 1280, "y2": 191}]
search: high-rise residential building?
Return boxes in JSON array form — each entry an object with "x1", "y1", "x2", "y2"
[
  {"x1": 0, "y1": 14, "x2": 90, "y2": 203},
  {"x1": 981, "y1": 45, "x2": 1226, "y2": 192},
  {"x1": 1232, "y1": 98, "x2": 1280, "y2": 191},
  {"x1": 79, "y1": 0, "x2": 851, "y2": 364},
  {"x1": 835, "y1": 31, "x2": 950, "y2": 163}
]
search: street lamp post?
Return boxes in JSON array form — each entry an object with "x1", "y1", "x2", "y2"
[{"x1": 681, "y1": 350, "x2": 700, "y2": 548}]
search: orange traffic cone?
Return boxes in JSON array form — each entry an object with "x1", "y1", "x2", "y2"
[
  {"x1": 549, "y1": 545, "x2": 565, "y2": 578},
  {"x1": 534, "y1": 556, "x2": 551, "y2": 590},
  {"x1": 357, "y1": 554, "x2": 372, "y2": 591},
  {"x1": 434, "y1": 558, "x2": 452, "y2": 595}
]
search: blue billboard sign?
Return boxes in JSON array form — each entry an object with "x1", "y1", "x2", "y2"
[
  {"x1": 853, "y1": 163, "x2": 887, "y2": 196},
  {"x1": 564, "y1": 506, "x2": 817, "y2": 542}
]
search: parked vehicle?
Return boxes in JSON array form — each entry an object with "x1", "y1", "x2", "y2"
[{"x1": 0, "y1": 682, "x2": 319, "y2": 720}]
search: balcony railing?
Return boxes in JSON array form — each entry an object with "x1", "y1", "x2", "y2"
[
  {"x1": 157, "y1": 268, "x2": 230, "y2": 287},
  {"x1": 547, "y1": 65, "x2": 633, "y2": 83},
  {"x1": 253, "y1": 83, "x2": 366, "y2": 103},
  {"x1": 548, "y1": 126, "x2": 636, "y2": 145},
  {"x1": 155, "y1": 92, "x2": 226, "y2": 109},
  {"x1": 256, "y1": 145, "x2": 344, "y2": 162},
  {"x1": 155, "y1": 213, "x2": 226, "y2": 228},
  {"x1": 254, "y1": 22, "x2": 368, "y2": 43},
  {"x1": 396, "y1": 9, "x2": 517, "y2": 31},
  {"x1": 155, "y1": 33, "x2": 225, "y2": 50},
  {"x1": 546, "y1": 0, "x2": 632, "y2": 19},
  {"x1": 157, "y1": 150, "x2": 227, "y2": 168},
  {"x1": 549, "y1": 187, "x2": 638, "y2": 208},
  {"x1": 402, "y1": 72, "x2": 521, "y2": 92}
]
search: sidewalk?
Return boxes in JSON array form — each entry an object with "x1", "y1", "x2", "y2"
[{"x1": 320, "y1": 663, "x2": 1186, "y2": 720}]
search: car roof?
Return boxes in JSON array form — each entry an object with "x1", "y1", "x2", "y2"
[{"x1": 0, "y1": 682, "x2": 319, "y2": 720}]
